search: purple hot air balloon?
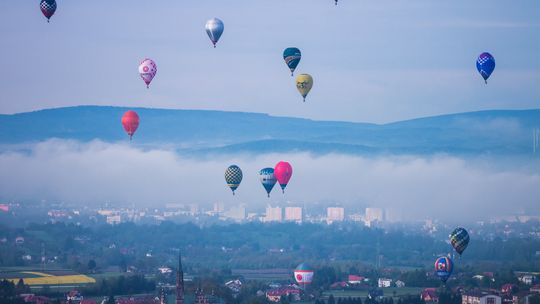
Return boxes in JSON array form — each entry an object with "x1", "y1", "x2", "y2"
[
  {"x1": 476, "y1": 52, "x2": 495, "y2": 84},
  {"x1": 138, "y1": 58, "x2": 157, "y2": 88},
  {"x1": 40, "y1": 0, "x2": 57, "y2": 23}
]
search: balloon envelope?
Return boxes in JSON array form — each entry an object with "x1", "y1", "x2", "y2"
[
  {"x1": 121, "y1": 110, "x2": 140, "y2": 140},
  {"x1": 449, "y1": 227, "x2": 470, "y2": 255},
  {"x1": 206, "y1": 18, "x2": 224, "y2": 47},
  {"x1": 476, "y1": 52, "x2": 495, "y2": 83},
  {"x1": 274, "y1": 161, "x2": 293, "y2": 193},
  {"x1": 40, "y1": 0, "x2": 56, "y2": 22},
  {"x1": 259, "y1": 168, "x2": 277, "y2": 197},
  {"x1": 434, "y1": 256, "x2": 453, "y2": 283},
  {"x1": 225, "y1": 165, "x2": 243, "y2": 195},
  {"x1": 296, "y1": 74, "x2": 313, "y2": 102},
  {"x1": 283, "y1": 48, "x2": 301, "y2": 76},
  {"x1": 139, "y1": 58, "x2": 157, "y2": 88},
  {"x1": 294, "y1": 263, "x2": 314, "y2": 285}
]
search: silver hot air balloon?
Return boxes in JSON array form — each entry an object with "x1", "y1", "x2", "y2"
[{"x1": 205, "y1": 18, "x2": 224, "y2": 48}]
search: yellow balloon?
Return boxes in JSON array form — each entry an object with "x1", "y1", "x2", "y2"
[{"x1": 295, "y1": 74, "x2": 313, "y2": 102}]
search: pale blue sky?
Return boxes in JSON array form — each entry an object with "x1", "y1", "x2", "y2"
[{"x1": 1, "y1": 0, "x2": 539, "y2": 123}]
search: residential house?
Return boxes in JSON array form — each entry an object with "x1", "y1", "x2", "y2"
[
  {"x1": 530, "y1": 285, "x2": 540, "y2": 293},
  {"x1": 462, "y1": 290, "x2": 502, "y2": 304},
  {"x1": 266, "y1": 287, "x2": 301, "y2": 302},
  {"x1": 348, "y1": 275, "x2": 365, "y2": 284},
  {"x1": 378, "y1": 278, "x2": 392, "y2": 288},
  {"x1": 501, "y1": 284, "x2": 517, "y2": 295},
  {"x1": 421, "y1": 288, "x2": 439, "y2": 303}
]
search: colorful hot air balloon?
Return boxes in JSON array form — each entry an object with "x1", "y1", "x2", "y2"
[
  {"x1": 259, "y1": 168, "x2": 277, "y2": 198},
  {"x1": 476, "y1": 52, "x2": 495, "y2": 84},
  {"x1": 434, "y1": 256, "x2": 453, "y2": 283},
  {"x1": 283, "y1": 48, "x2": 302, "y2": 76},
  {"x1": 205, "y1": 18, "x2": 224, "y2": 48},
  {"x1": 274, "y1": 161, "x2": 293, "y2": 193},
  {"x1": 225, "y1": 165, "x2": 243, "y2": 195},
  {"x1": 121, "y1": 110, "x2": 140, "y2": 141},
  {"x1": 449, "y1": 227, "x2": 470, "y2": 256},
  {"x1": 139, "y1": 58, "x2": 157, "y2": 88},
  {"x1": 296, "y1": 74, "x2": 313, "y2": 102},
  {"x1": 294, "y1": 263, "x2": 314, "y2": 286},
  {"x1": 40, "y1": 0, "x2": 57, "y2": 23}
]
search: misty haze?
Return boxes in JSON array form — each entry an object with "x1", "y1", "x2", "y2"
[{"x1": 1, "y1": 1, "x2": 540, "y2": 304}]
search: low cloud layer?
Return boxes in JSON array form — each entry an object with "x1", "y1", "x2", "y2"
[{"x1": 1, "y1": 140, "x2": 539, "y2": 222}]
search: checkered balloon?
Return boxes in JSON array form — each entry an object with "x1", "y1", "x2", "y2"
[
  {"x1": 476, "y1": 52, "x2": 495, "y2": 84},
  {"x1": 40, "y1": 0, "x2": 56, "y2": 22},
  {"x1": 225, "y1": 165, "x2": 243, "y2": 195}
]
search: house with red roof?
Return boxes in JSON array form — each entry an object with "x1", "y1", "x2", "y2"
[
  {"x1": 266, "y1": 286, "x2": 301, "y2": 302},
  {"x1": 421, "y1": 288, "x2": 439, "y2": 303}
]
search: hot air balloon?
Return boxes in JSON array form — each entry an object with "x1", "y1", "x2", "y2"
[
  {"x1": 259, "y1": 168, "x2": 277, "y2": 197},
  {"x1": 296, "y1": 74, "x2": 313, "y2": 102},
  {"x1": 225, "y1": 165, "x2": 243, "y2": 195},
  {"x1": 139, "y1": 58, "x2": 157, "y2": 88},
  {"x1": 283, "y1": 48, "x2": 302, "y2": 76},
  {"x1": 294, "y1": 263, "x2": 314, "y2": 286},
  {"x1": 205, "y1": 18, "x2": 224, "y2": 48},
  {"x1": 274, "y1": 161, "x2": 293, "y2": 193},
  {"x1": 121, "y1": 110, "x2": 140, "y2": 141},
  {"x1": 40, "y1": 0, "x2": 56, "y2": 23},
  {"x1": 434, "y1": 256, "x2": 453, "y2": 283},
  {"x1": 476, "y1": 52, "x2": 495, "y2": 84},
  {"x1": 449, "y1": 227, "x2": 470, "y2": 256}
]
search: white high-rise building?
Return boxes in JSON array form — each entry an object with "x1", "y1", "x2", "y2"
[
  {"x1": 223, "y1": 205, "x2": 246, "y2": 222},
  {"x1": 384, "y1": 208, "x2": 401, "y2": 223},
  {"x1": 365, "y1": 208, "x2": 384, "y2": 222},
  {"x1": 265, "y1": 206, "x2": 283, "y2": 222},
  {"x1": 213, "y1": 202, "x2": 225, "y2": 213},
  {"x1": 284, "y1": 207, "x2": 303, "y2": 223},
  {"x1": 327, "y1": 207, "x2": 345, "y2": 223}
]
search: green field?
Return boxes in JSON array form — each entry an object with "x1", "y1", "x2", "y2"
[{"x1": 89, "y1": 272, "x2": 126, "y2": 280}]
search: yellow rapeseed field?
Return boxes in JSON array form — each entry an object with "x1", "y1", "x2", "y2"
[{"x1": 7, "y1": 272, "x2": 96, "y2": 286}]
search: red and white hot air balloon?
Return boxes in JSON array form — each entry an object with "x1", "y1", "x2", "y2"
[
  {"x1": 274, "y1": 161, "x2": 293, "y2": 193},
  {"x1": 294, "y1": 263, "x2": 314, "y2": 286},
  {"x1": 121, "y1": 110, "x2": 140, "y2": 141},
  {"x1": 138, "y1": 58, "x2": 157, "y2": 88}
]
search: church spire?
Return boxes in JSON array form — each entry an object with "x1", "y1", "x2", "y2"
[{"x1": 176, "y1": 252, "x2": 184, "y2": 304}]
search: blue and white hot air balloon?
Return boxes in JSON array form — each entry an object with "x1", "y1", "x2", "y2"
[
  {"x1": 434, "y1": 256, "x2": 453, "y2": 283},
  {"x1": 476, "y1": 52, "x2": 495, "y2": 84},
  {"x1": 259, "y1": 168, "x2": 277, "y2": 198},
  {"x1": 205, "y1": 18, "x2": 224, "y2": 48}
]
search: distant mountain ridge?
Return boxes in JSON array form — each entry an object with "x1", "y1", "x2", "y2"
[{"x1": 0, "y1": 106, "x2": 539, "y2": 155}]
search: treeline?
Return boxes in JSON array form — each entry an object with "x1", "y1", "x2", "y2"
[
  {"x1": 83, "y1": 275, "x2": 155, "y2": 296},
  {"x1": 2, "y1": 221, "x2": 540, "y2": 273},
  {"x1": 0, "y1": 280, "x2": 29, "y2": 304},
  {"x1": 315, "y1": 295, "x2": 425, "y2": 304}
]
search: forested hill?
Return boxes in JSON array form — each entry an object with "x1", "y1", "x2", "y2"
[{"x1": 1, "y1": 106, "x2": 539, "y2": 155}]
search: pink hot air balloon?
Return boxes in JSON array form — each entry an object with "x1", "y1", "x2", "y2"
[
  {"x1": 138, "y1": 58, "x2": 157, "y2": 88},
  {"x1": 121, "y1": 110, "x2": 140, "y2": 141},
  {"x1": 274, "y1": 161, "x2": 293, "y2": 193}
]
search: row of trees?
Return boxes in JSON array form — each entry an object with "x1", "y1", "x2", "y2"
[
  {"x1": 83, "y1": 275, "x2": 156, "y2": 296},
  {"x1": 315, "y1": 295, "x2": 424, "y2": 304},
  {"x1": 0, "y1": 280, "x2": 29, "y2": 304},
  {"x1": 4, "y1": 221, "x2": 540, "y2": 272}
]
